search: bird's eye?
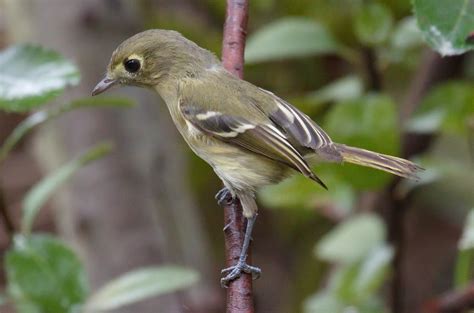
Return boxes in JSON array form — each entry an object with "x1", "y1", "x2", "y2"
[{"x1": 123, "y1": 59, "x2": 141, "y2": 73}]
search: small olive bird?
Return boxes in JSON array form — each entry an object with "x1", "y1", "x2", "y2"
[{"x1": 92, "y1": 29, "x2": 422, "y2": 286}]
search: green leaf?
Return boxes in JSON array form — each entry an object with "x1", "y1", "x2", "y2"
[
  {"x1": 245, "y1": 17, "x2": 341, "y2": 63},
  {"x1": 391, "y1": 16, "x2": 424, "y2": 50},
  {"x1": 6, "y1": 234, "x2": 88, "y2": 313},
  {"x1": 455, "y1": 249, "x2": 474, "y2": 288},
  {"x1": 409, "y1": 81, "x2": 474, "y2": 135},
  {"x1": 455, "y1": 209, "x2": 474, "y2": 287},
  {"x1": 86, "y1": 266, "x2": 199, "y2": 311},
  {"x1": 413, "y1": 0, "x2": 474, "y2": 56},
  {"x1": 258, "y1": 170, "x2": 355, "y2": 217},
  {"x1": 459, "y1": 209, "x2": 474, "y2": 250},
  {"x1": 21, "y1": 143, "x2": 112, "y2": 235},
  {"x1": 354, "y1": 245, "x2": 394, "y2": 301},
  {"x1": 323, "y1": 94, "x2": 400, "y2": 190},
  {"x1": 354, "y1": 3, "x2": 394, "y2": 46},
  {"x1": 0, "y1": 97, "x2": 133, "y2": 163},
  {"x1": 315, "y1": 213, "x2": 386, "y2": 264},
  {"x1": 0, "y1": 44, "x2": 80, "y2": 112},
  {"x1": 305, "y1": 75, "x2": 364, "y2": 104}
]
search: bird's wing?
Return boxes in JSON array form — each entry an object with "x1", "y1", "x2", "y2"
[
  {"x1": 180, "y1": 101, "x2": 327, "y2": 189},
  {"x1": 256, "y1": 88, "x2": 342, "y2": 162},
  {"x1": 263, "y1": 89, "x2": 331, "y2": 148}
]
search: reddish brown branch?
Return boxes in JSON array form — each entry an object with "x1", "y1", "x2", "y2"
[
  {"x1": 221, "y1": 1, "x2": 254, "y2": 313},
  {"x1": 222, "y1": 0, "x2": 248, "y2": 80},
  {"x1": 422, "y1": 283, "x2": 474, "y2": 313}
]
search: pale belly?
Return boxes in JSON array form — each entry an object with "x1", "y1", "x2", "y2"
[{"x1": 187, "y1": 133, "x2": 289, "y2": 193}]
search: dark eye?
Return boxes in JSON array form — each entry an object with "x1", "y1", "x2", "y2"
[{"x1": 124, "y1": 59, "x2": 141, "y2": 73}]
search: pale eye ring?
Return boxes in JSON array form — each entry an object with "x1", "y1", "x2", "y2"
[{"x1": 123, "y1": 59, "x2": 141, "y2": 73}]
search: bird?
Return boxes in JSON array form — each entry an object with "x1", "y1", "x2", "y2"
[{"x1": 92, "y1": 29, "x2": 422, "y2": 286}]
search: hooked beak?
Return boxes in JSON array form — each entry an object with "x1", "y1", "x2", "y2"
[{"x1": 92, "y1": 77, "x2": 117, "y2": 96}]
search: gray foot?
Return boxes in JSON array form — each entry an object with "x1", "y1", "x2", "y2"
[
  {"x1": 220, "y1": 261, "x2": 261, "y2": 288},
  {"x1": 215, "y1": 187, "x2": 234, "y2": 207}
]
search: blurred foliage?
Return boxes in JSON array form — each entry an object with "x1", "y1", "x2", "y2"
[
  {"x1": 354, "y1": 2, "x2": 393, "y2": 46},
  {"x1": 0, "y1": 45, "x2": 80, "y2": 112},
  {"x1": 408, "y1": 81, "x2": 474, "y2": 135},
  {"x1": 305, "y1": 214, "x2": 393, "y2": 313},
  {"x1": 241, "y1": 0, "x2": 474, "y2": 311},
  {"x1": 0, "y1": 1, "x2": 473, "y2": 313},
  {"x1": 455, "y1": 208, "x2": 474, "y2": 288},
  {"x1": 245, "y1": 17, "x2": 341, "y2": 63},
  {"x1": 413, "y1": 0, "x2": 474, "y2": 56},
  {"x1": 85, "y1": 267, "x2": 199, "y2": 311},
  {"x1": 0, "y1": 45, "x2": 198, "y2": 313},
  {"x1": 0, "y1": 96, "x2": 135, "y2": 163},
  {"x1": 6, "y1": 235, "x2": 88, "y2": 313},
  {"x1": 21, "y1": 143, "x2": 112, "y2": 236}
]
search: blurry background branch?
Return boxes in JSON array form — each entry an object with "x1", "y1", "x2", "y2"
[{"x1": 423, "y1": 283, "x2": 474, "y2": 313}]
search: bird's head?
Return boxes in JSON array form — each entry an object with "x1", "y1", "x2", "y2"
[{"x1": 92, "y1": 29, "x2": 219, "y2": 96}]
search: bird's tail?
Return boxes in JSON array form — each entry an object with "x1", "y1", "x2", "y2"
[{"x1": 334, "y1": 144, "x2": 423, "y2": 179}]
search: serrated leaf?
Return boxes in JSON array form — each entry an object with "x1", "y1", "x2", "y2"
[
  {"x1": 6, "y1": 234, "x2": 88, "y2": 313},
  {"x1": 21, "y1": 143, "x2": 112, "y2": 235},
  {"x1": 315, "y1": 214, "x2": 386, "y2": 263},
  {"x1": 86, "y1": 266, "x2": 199, "y2": 311},
  {"x1": 245, "y1": 17, "x2": 340, "y2": 63},
  {"x1": 409, "y1": 81, "x2": 474, "y2": 135},
  {"x1": 323, "y1": 94, "x2": 400, "y2": 190},
  {"x1": 0, "y1": 44, "x2": 80, "y2": 112},
  {"x1": 413, "y1": 0, "x2": 474, "y2": 56},
  {"x1": 354, "y1": 3, "x2": 394, "y2": 46},
  {"x1": 0, "y1": 97, "x2": 133, "y2": 163}
]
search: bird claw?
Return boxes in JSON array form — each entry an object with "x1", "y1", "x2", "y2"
[
  {"x1": 220, "y1": 261, "x2": 261, "y2": 288},
  {"x1": 215, "y1": 187, "x2": 234, "y2": 207}
]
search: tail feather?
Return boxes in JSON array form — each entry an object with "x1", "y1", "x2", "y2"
[{"x1": 334, "y1": 144, "x2": 423, "y2": 179}]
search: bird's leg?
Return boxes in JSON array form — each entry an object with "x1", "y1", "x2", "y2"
[
  {"x1": 215, "y1": 187, "x2": 234, "y2": 207},
  {"x1": 221, "y1": 214, "x2": 261, "y2": 287}
]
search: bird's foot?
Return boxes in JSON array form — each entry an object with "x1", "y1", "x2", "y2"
[
  {"x1": 215, "y1": 187, "x2": 234, "y2": 207},
  {"x1": 220, "y1": 261, "x2": 261, "y2": 288}
]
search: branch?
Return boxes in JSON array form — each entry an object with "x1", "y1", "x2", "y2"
[
  {"x1": 422, "y1": 283, "x2": 474, "y2": 313},
  {"x1": 385, "y1": 50, "x2": 465, "y2": 313},
  {"x1": 0, "y1": 186, "x2": 14, "y2": 244},
  {"x1": 221, "y1": 1, "x2": 254, "y2": 313}
]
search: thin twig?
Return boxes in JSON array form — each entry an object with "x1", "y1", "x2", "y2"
[
  {"x1": 362, "y1": 47, "x2": 382, "y2": 91},
  {"x1": 221, "y1": 1, "x2": 254, "y2": 313},
  {"x1": 422, "y1": 283, "x2": 474, "y2": 313},
  {"x1": 385, "y1": 50, "x2": 465, "y2": 313},
  {"x1": 0, "y1": 186, "x2": 14, "y2": 244}
]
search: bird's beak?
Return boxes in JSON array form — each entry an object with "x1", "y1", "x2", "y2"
[{"x1": 92, "y1": 77, "x2": 117, "y2": 96}]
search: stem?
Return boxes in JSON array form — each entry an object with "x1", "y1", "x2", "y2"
[
  {"x1": 0, "y1": 186, "x2": 14, "y2": 244},
  {"x1": 221, "y1": 1, "x2": 254, "y2": 313},
  {"x1": 362, "y1": 47, "x2": 382, "y2": 91},
  {"x1": 386, "y1": 50, "x2": 465, "y2": 313},
  {"x1": 422, "y1": 283, "x2": 474, "y2": 313}
]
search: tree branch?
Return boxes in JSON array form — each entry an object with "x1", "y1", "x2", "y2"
[{"x1": 221, "y1": 1, "x2": 254, "y2": 313}]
